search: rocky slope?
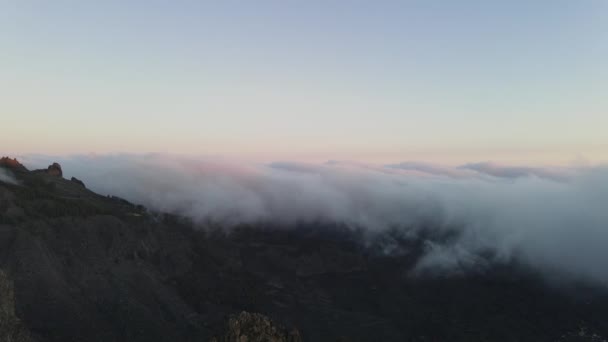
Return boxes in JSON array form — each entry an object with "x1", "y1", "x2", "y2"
[
  {"x1": 1, "y1": 158, "x2": 607, "y2": 341},
  {"x1": 0, "y1": 270, "x2": 33, "y2": 342}
]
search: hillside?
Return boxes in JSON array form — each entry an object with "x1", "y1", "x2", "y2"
[{"x1": 1, "y1": 158, "x2": 607, "y2": 342}]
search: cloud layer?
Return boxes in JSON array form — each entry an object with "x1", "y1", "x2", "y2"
[{"x1": 18, "y1": 154, "x2": 608, "y2": 286}]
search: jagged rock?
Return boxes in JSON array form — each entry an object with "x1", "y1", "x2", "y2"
[
  {"x1": 0, "y1": 270, "x2": 33, "y2": 342},
  {"x1": 0, "y1": 157, "x2": 27, "y2": 172},
  {"x1": 70, "y1": 177, "x2": 86, "y2": 188},
  {"x1": 46, "y1": 163, "x2": 63, "y2": 177},
  {"x1": 210, "y1": 311, "x2": 302, "y2": 342}
]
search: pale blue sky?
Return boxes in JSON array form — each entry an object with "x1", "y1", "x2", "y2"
[{"x1": 1, "y1": 1, "x2": 607, "y2": 164}]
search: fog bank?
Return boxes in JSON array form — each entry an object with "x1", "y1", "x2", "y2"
[
  {"x1": 19, "y1": 154, "x2": 608, "y2": 286},
  {"x1": 0, "y1": 168, "x2": 17, "y2": 185}
]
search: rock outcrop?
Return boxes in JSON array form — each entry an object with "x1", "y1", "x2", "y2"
[
  {"x1": 45, "y1": 163, "x2": 62, "y2": 177},
  {"x1": 0, "y1": 157, "x2": 27, "y2": 172},
  {"x1": 70, "y1": 177, "x2": 86, "y2": 188},
  {"x1": 211, "y1": 311, "x2": 302, "y2": 342}
]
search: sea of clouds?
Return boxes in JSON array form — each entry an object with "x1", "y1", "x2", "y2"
[{"x1": 16, "y1": 153, "x2": 608, "y2": 286}]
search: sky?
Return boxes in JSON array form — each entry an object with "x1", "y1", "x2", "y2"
[{"x1": 1, "y1": 1, "x2": 607, "y2": 165}]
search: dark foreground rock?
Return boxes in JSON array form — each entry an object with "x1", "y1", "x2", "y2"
[{"x1": 210, "y1": 311, "x2": 301, "y2": 342}]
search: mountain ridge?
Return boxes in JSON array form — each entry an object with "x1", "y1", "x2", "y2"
[{"x1": 1, "y1": 158, "x2": 607, "y2": 341}]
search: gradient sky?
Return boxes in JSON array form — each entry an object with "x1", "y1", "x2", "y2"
[{"x1": 1, "y1": 1, "x2": 607, "y2": 164}]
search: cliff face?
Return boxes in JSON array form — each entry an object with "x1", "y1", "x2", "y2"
[{"x1": 1, "y1": 159, "x2": 608, "y2": 342}]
